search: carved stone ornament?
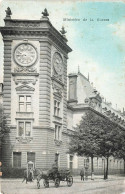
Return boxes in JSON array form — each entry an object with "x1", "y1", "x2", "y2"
[
  {"x1": 54, "y1": 139, "x2": 62, "y2": 146},
  {"x1": 42, "y1": 8, "x2": 49, "y2": 17},
  {"x1": 14, "y1": 66, "x2": 37, "y2": 73},
  {"x1": 15, "y1": 84, "x2": 35, "y2": 91},
  {"x1": 5, "y1": 7, "x2": 12, "y2": 18},
  {"x1": 14, "y1": 43, "x2": 37, "y2": 67},
  {"x1": 5, "y1": 21, "x2": 40, "y2": 27},
  {"x1": 52, "y1": 83, "x2": 63, "y2": 98},
  {"x1": 16, "y1": 136, "x2": 33, "y2": 144},
  {"x1": 60, "y1": 26, "x2": 67, "y2": 35},
  {"x1": 13, "y1": 77, "x2": 37, "y2": 85}
]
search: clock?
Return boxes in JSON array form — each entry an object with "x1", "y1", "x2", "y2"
[
  {"x1": 14, "y1": 43, "x2": 37, "y2": 67},
  {"x1": 53, "y1": 52, "x2": 63, "y2": 75}
]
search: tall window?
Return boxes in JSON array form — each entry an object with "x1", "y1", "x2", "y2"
[
  {"x1": 55, "y1": 125, "x2": 61, "y2": 141},
  {"x1": 18, "y1": 121, "x2": 31, "y2": 137},
  {"x1": 13, "y1": 152, "x2": 21, "y2": 168},
  {"x1": 19, "y1": 95, "x2": 31, "y2": 112},
  {"x1": 84, "y1": 158, "x2": 89, "y2": 168},
  {"x1": 69, "y1": 155, "x2": 73, "y2": 169},
  {"x1": 27, "y1": 152, "x2": 35, "y2": 164},
  {"x1": 55, "y1": 153, "x2": 60, "y2": 167},
  {"x1": 54, "y1": 100, "x2": 60, "y2": 116}
]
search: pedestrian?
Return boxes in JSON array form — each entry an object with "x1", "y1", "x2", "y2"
[
  {"x1": 29, "y1": 168, "x2": 34, "y2": 182},
  {"x1": 80, "y1": 168, "x2": 84, "y2": 181}
]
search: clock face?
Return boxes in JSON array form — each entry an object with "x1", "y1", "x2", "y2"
[
  {"x1": 53, "y1": 53, "x2": 63, "y2": 75},
  {"x1": 14, "y1": 43, "x2": 37, "y2": 67}
]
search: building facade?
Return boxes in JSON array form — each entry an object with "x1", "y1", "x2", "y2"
[
  {"x1": 0, "y1": 8, "x2": 125, "y2": 175},
  {"x1": 0, "y1": 9, "x2": 72, "y2": 171}
]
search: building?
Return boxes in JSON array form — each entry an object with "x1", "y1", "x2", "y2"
[
  {"x1": 0, "y1": 8, "x2": 72, "y2": 171},
  {"x1": 0, "y1": 8, "x2": 125, "y2": 176},
  {"x1": 67, "y1": 72, "x2": 125, "y2": 174}
]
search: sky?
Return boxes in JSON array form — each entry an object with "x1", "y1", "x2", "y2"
[{"x1": 0, "y1": 0, "x2": 125, "y2": 110}]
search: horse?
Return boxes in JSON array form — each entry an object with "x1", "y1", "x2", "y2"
[
  {"x1": 22, "y1": 168, "x2": 40, "y2": 184},
  {"x1": 36, "y1": 170, "x2": 49, "y2": 189},
  {"x1": 36, "y1": 168, "x2": 59, "y2": 189}
]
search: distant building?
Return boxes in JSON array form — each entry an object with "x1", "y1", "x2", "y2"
[
  {"x1": 0, "y1": 8, "x2": 125, "y2": 175},
  {"x1": 67, "y1": 72, "x2": 125, "y2": 173}
]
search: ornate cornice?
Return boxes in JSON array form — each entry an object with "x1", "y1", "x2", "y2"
[{"x1": 0, "y1": 19, "x2": 72, "y2": 54}]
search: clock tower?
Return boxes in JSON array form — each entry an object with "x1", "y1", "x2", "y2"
[{"x1": 0, "y1": 8, "x2": 72, "y2": 171}]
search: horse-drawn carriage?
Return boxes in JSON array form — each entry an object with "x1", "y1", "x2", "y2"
[
  {"x1": 22, "y1": 161, "x2": 73, "y2": 188},
  {"x1": 37, "y1": 168, "x2": 73, "y2": 189}
]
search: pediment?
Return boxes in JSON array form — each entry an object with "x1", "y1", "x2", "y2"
[{"x1": 16, "y1": 84, "x2": 35, "y2": 91}]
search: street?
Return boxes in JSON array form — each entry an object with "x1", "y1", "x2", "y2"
[{"x1": 1, "y1": 175, "x2": 125, "y2": 194}]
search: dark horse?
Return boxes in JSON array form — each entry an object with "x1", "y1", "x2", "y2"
[{"x1": 36, "y1": 168, "x2": 59, "y2": 189}]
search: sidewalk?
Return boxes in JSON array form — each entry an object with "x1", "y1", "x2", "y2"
[{"x1": 75, "y1": 174, "x2": 125, "y2": 180}]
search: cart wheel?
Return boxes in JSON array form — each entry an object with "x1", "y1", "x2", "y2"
[
  {"x1": 67, "y1": 176, "x2": 73, "y2": 187},
  {"x1": 43, "y1": 179, "x2": 49, "y2": 188},
  {"x1": 37, "y1": 181, "x2": 40, "y2": 189},
  {"x1": 55, "y1": 178, "x2": 60, "y2": 188}
]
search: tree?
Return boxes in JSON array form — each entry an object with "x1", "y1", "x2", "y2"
[
  {"x1": 0, "y1": 104, "x2": 10, "y2": 160},
  {"x1": 97, "y1": 119, "x2": 119, "y2": 179},
  {"x1": 69, "y1": 110, "x2": 102, "y2": 179},
  {"x1": 69, "y1": 110, "x2": 120, "y2": 180},
  {"x1": 113, "y1": 126, "x2": 125, "y2": 174},
  {"x1": 0, "y1": 104, "x2": 10, "y2": 138}
]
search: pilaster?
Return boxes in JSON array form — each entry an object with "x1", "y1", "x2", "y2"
[
  {"x1": 39, "y1": 41, "x2": 51, "y2": 126},
  {"x1": 3, "y1": 40, "x2": 12, "y2": 124}
]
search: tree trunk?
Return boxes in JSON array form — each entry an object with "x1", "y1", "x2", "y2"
[
  {"x1": 103, "y1": 158, "x2": 106, "y2": 180},
  {"x1": 124, "y1": 158, "x2": 125, "y2": 174},
  {"x1": 105, "y1": 157, "x2": 109, "y2": 179},
  {"x1": 91, "y1": 156, "x2": 94, "y2": 180}
]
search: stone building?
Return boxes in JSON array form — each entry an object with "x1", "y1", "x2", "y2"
[
  {"x1": 0, "y1": 8, "x2": 72, "y2": 171},
  {"x1": 67, "y1": 72, "x2": 125, "y2": 174},
  {"x1": 0, "y1": 8, "x2": 125, "y2": 175}
]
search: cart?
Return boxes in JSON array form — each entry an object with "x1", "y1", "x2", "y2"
[{"x1": 37, "y1": 169, "x2": 73, "y2": 189}]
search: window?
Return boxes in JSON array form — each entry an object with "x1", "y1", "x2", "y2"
[
  {"x1": 13, "y1": 152, "x2": 21, "y2": 168},
  {"x1": 55, "y1": 125, "x2": 61, "y2": 141},
  {"x1": 69, "y1": 155, "x2": 73, "y2": 169},
  {"x1": 84, "y1": 158, "x2": 89, "y2": 168},
  {"x1": 18, "y1": 121, "x2": 31, "y2": 137},
  {"x1": 27, "y1": 152, "x2": 35, "y2": 164},
  {"x1": 54, "y1": 100, "x2": 60, "y2": 116},
  {"x1": 55, "y1": 153, "x2": 59, "y2": 167},
  {"x1": 19, "y1": 95, "x2": 31, "y2": 112}
]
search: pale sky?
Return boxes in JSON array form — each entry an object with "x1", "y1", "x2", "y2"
[{"x1": 0, "y1": 0, "x2": 125, "y2": 110}]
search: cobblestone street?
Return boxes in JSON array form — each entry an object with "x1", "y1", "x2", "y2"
[{"x1": 1, "y1": 175, "x2": 125, "y2": 194}]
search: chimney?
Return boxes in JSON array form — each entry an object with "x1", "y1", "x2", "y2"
[{"x1": 68, "y1": 73, "x2": 78, "y2": 105}]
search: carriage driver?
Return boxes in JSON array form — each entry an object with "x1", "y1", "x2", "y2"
[{"x1": 47, "y1": 162, "x2": 58, "y2": 177}]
